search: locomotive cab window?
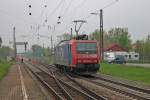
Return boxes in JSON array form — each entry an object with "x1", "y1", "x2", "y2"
[{"x1": 77, "y1": 42, "x2": 97, "y2": 54}]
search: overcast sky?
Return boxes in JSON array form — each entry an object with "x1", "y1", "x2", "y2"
[{"x1": 0, "y1": 0, "x2": 150, "y2": 52}]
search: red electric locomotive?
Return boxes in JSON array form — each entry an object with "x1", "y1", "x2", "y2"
[{"x1": 54, "y1": 35, "x2": 100, "y2": 75}]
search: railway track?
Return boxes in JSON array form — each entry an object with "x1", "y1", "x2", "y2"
[
  {"x1": 77, "y1": 74, "x2": 150, "y2": 100},
  {"x1": 24, "y1": 62, "x2": 107, "y2": 100},
  {"x1": 41, "y1": 64, "x2": 109, "y2": 100},
  {"x1": 94, "y1": 75, "x2": 150, "y2": 94},
  {"x1": 24, "y1": 63, "x2": 69, "y2": 100},
  {"x1": 38, "y1": 63, "x2": 150, "y2": 100}
]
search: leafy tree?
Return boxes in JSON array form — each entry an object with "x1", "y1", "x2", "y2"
[
  {"x1": 57, "y1": 33, "x2": 72, "y2": 42},
  {"x1": 31, "y1": 44, "x2": 43, "y2": 57},
  {"x1": 32, "y1": 44, "x2": 42, "y2": 52},
  {"x1": 0, "y1": 46, "x2": 13, "y2": 59},
  {"x1": 90, "y1": 27, "x2": 132, "y2": 50},
  {"x1": 133, "y1": 40, "x2": 142, "y2": 53},
  {"x1": 89, "y1": 29, "x2": 100, "y2": 41},
  {"x1": 30, "y1": 45, "x2": 53, "y2": 63},
  {"x1": 134, "y1": 37, "x2": 150, "y2": 62},
  {"x1": 107, "y1": 28, "x2": 132, "y2": 50}
]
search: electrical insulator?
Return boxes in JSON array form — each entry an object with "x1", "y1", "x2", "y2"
[
  {"x1": 44, "y1": 5, "x2": 47, "y2": 8},
  {"x1": 29, "y1": 5, "x2": 31, "y2": 8},
  {"x1": 45, "y1": 19, "x2": 47, "y2": 23},
  {"x1": 58, "y1": 16, "x2": 61, "y2": 19},
  {"x1": 57, "y1": 21, "x2": 61, "y2": 24}
]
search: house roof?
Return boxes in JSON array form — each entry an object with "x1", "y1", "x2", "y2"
[{"x1": 104, "y1": 43, "x2": 127, "y2": 52}]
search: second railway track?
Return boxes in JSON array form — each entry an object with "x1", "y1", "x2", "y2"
[
  {"x1": 75, "y1": 74, "x2": 150, "y2": 100},
  {"x1": 94, "y1": 74, "x2": 150, "y2": 94}
]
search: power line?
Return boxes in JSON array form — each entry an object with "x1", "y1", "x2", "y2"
[
  {"x1": 56, "y1": 0, "x2": 88, "y2": 34},
  {"x1": 58, "y1": 0, "x2": 66, "y2": 16},
  {"x1": 46, "y1": 0, "x2": 88, "y2": 36},
  {"x1": 68, "y1": 0, "x2": 88, "y2": 21},
  {"x1": 74, "y1": 0, "x2": 87, "y2": 10},
  {"x1": 47, "y1": 0, "x2": 65, "y2": 18},
  {"x1": 102, "y1": 0, "x2": 119, "y2": 9},
  {"x1": 76, "y1": 0, "x2": 119, "y2": 21},
  {"x1": 0, "y1": 9, "x2": 31, "y2": 25},
  {"x1": 52, "y1": 0, "x2": 119, "y2": 36},
  {"x1": 61, "y1": 0, "x2": 73, "y2": 16},
  {"x1": 37, "y1": 4, "x2": 47, "y2": 24}
]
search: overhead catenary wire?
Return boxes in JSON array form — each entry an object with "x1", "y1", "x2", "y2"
[
  {"x1": 102, "y1": 0, "x2": 119, "y2": 9},
  {"x1": 47, "y1": 0, "x2": 65, "y2": 18},
  {"x1": 35, "y1": 0, "x2": 65, "y2": 36},
  {"x1": 58, "y1": 0, "x2": 66, "y2": 16},
  {"x1": 56, "y1": 0, "x2": 88, "y2": 34},
  {"x1": 61, "y1": 0, "x2": 74, "y2": 17},
  {"x1": 27, "y1": 0, "x2": 119, "y2": 40},
  {"x1": 60, "y1": 0, "x2": 119, "y2": 34},
  {"x1": 78, "y1": 0, "x2": 119, "y2": 21},
  {"x1": 37, "y1": 3, "x2": 47, "y2": 24},
  {"x1": 0, "y1": 9, "x2": 33, "y2": 26},
  {"x1": 44, "y1": 0, "x2": 88, "y2": 37},
  {"x1": 66, "y1": 0, "x2": 88, "y2": 22}
]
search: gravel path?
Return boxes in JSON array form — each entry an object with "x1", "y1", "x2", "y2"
[{"x1": 0, "y1": 63, "x2": 47, "y2": 100}]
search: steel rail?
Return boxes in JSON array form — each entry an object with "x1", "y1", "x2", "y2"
[
  {"x1": 40, "y1": 63, "x2": 107, "y2": 100},
  {"x1": 24, "y1": 63, "x2": 64, "y2": 100},
  {"x1": 31, "y1": 63, "x2": 98, "y2": 100},
  {"x1": 31, "y1": 65, "x2": 107, "y2": 100},
  {"x1": 41, "y1": 63, "x2": 149, "y2": 100},
  {"x1": 50, "y1": 71, "x2": 73, "y2": 100},
  {"x1": 81, "y1": 76, "x2": 150, "y2": 100},
  {"x1": 66, "y1": 75, "x2": 107, "y2": 100},
  {"x1": 25, "y1": 62, "x2": 73, "y2": 100},
  {"x1": 94, "y1": 75, "x2": 150, "y2": 94}
]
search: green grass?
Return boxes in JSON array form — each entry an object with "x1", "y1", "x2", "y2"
[
  {"x1": 0, "y1": 61, "x2": 13, "y2": 80},
  {"x1": 100, "y1": 63, "x2": 150, "y2": 85}
]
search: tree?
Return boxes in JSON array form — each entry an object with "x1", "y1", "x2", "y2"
[
  {"x1": 0, "y1": 46, "x2": 13, "y2": 59},
  {"x1": 57, "y1": 33, "x2": 72, "y2": 42},
  {"x1": 0, "y1": 37, "x2": 2, "y2": 47},
  {"x1": 134, "y1": 38, "x2": 150, "y2": 62},
  {"x1": 89, "y1": 29, "x2": 100, "y2": 41},
  {"x1": 106, "y1": 27, "x2": 132, "y2": 50},
  {"x1": 31, "y1": 44, "x2": 43, "y2": 57},
  {"x1": 90, "y1": 27, "x2": 132, "y2": 50},
  {"x1": 32, "y1": 44, "x2": 42, "y2": 52}
]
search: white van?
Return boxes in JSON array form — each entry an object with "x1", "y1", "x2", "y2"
[{"x1": 104, "y1": 52, "x2": 115, "y2": 63}]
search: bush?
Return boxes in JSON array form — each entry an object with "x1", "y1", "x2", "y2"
[{"x1": 0, "y1": 61, "x2": 13, "y2": 80}]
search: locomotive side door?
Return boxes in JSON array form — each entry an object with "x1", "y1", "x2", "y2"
[{"x1": 68, "y1": 44, "x2": 72, "y2": 65}]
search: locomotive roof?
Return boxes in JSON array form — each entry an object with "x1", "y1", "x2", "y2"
[
  {"x1": 56, "y1": 39, "x2": 97, "y2": 47},
  {"x1": 70, "y1": 39, "x2": 97, "y2": 43}
]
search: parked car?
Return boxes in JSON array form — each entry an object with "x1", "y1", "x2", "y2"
[
  {"x1": 111, "y1": 55, "x2": 126, "y2": 64},
  {"x1": 104, "y1": 52, "x2": 115, "y2": 63}
]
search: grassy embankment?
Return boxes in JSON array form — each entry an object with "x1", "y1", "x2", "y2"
[
  {"x1": 100, "y1": 63, "x2": 150, "y2": 85},
  {"x1": 0, "y1": 61, "x2": 13, "y2": 80}
]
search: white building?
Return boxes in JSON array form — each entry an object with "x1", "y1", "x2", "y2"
[{"x1": 104, "y1": 44, "x2": 139, "y2": 62}]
